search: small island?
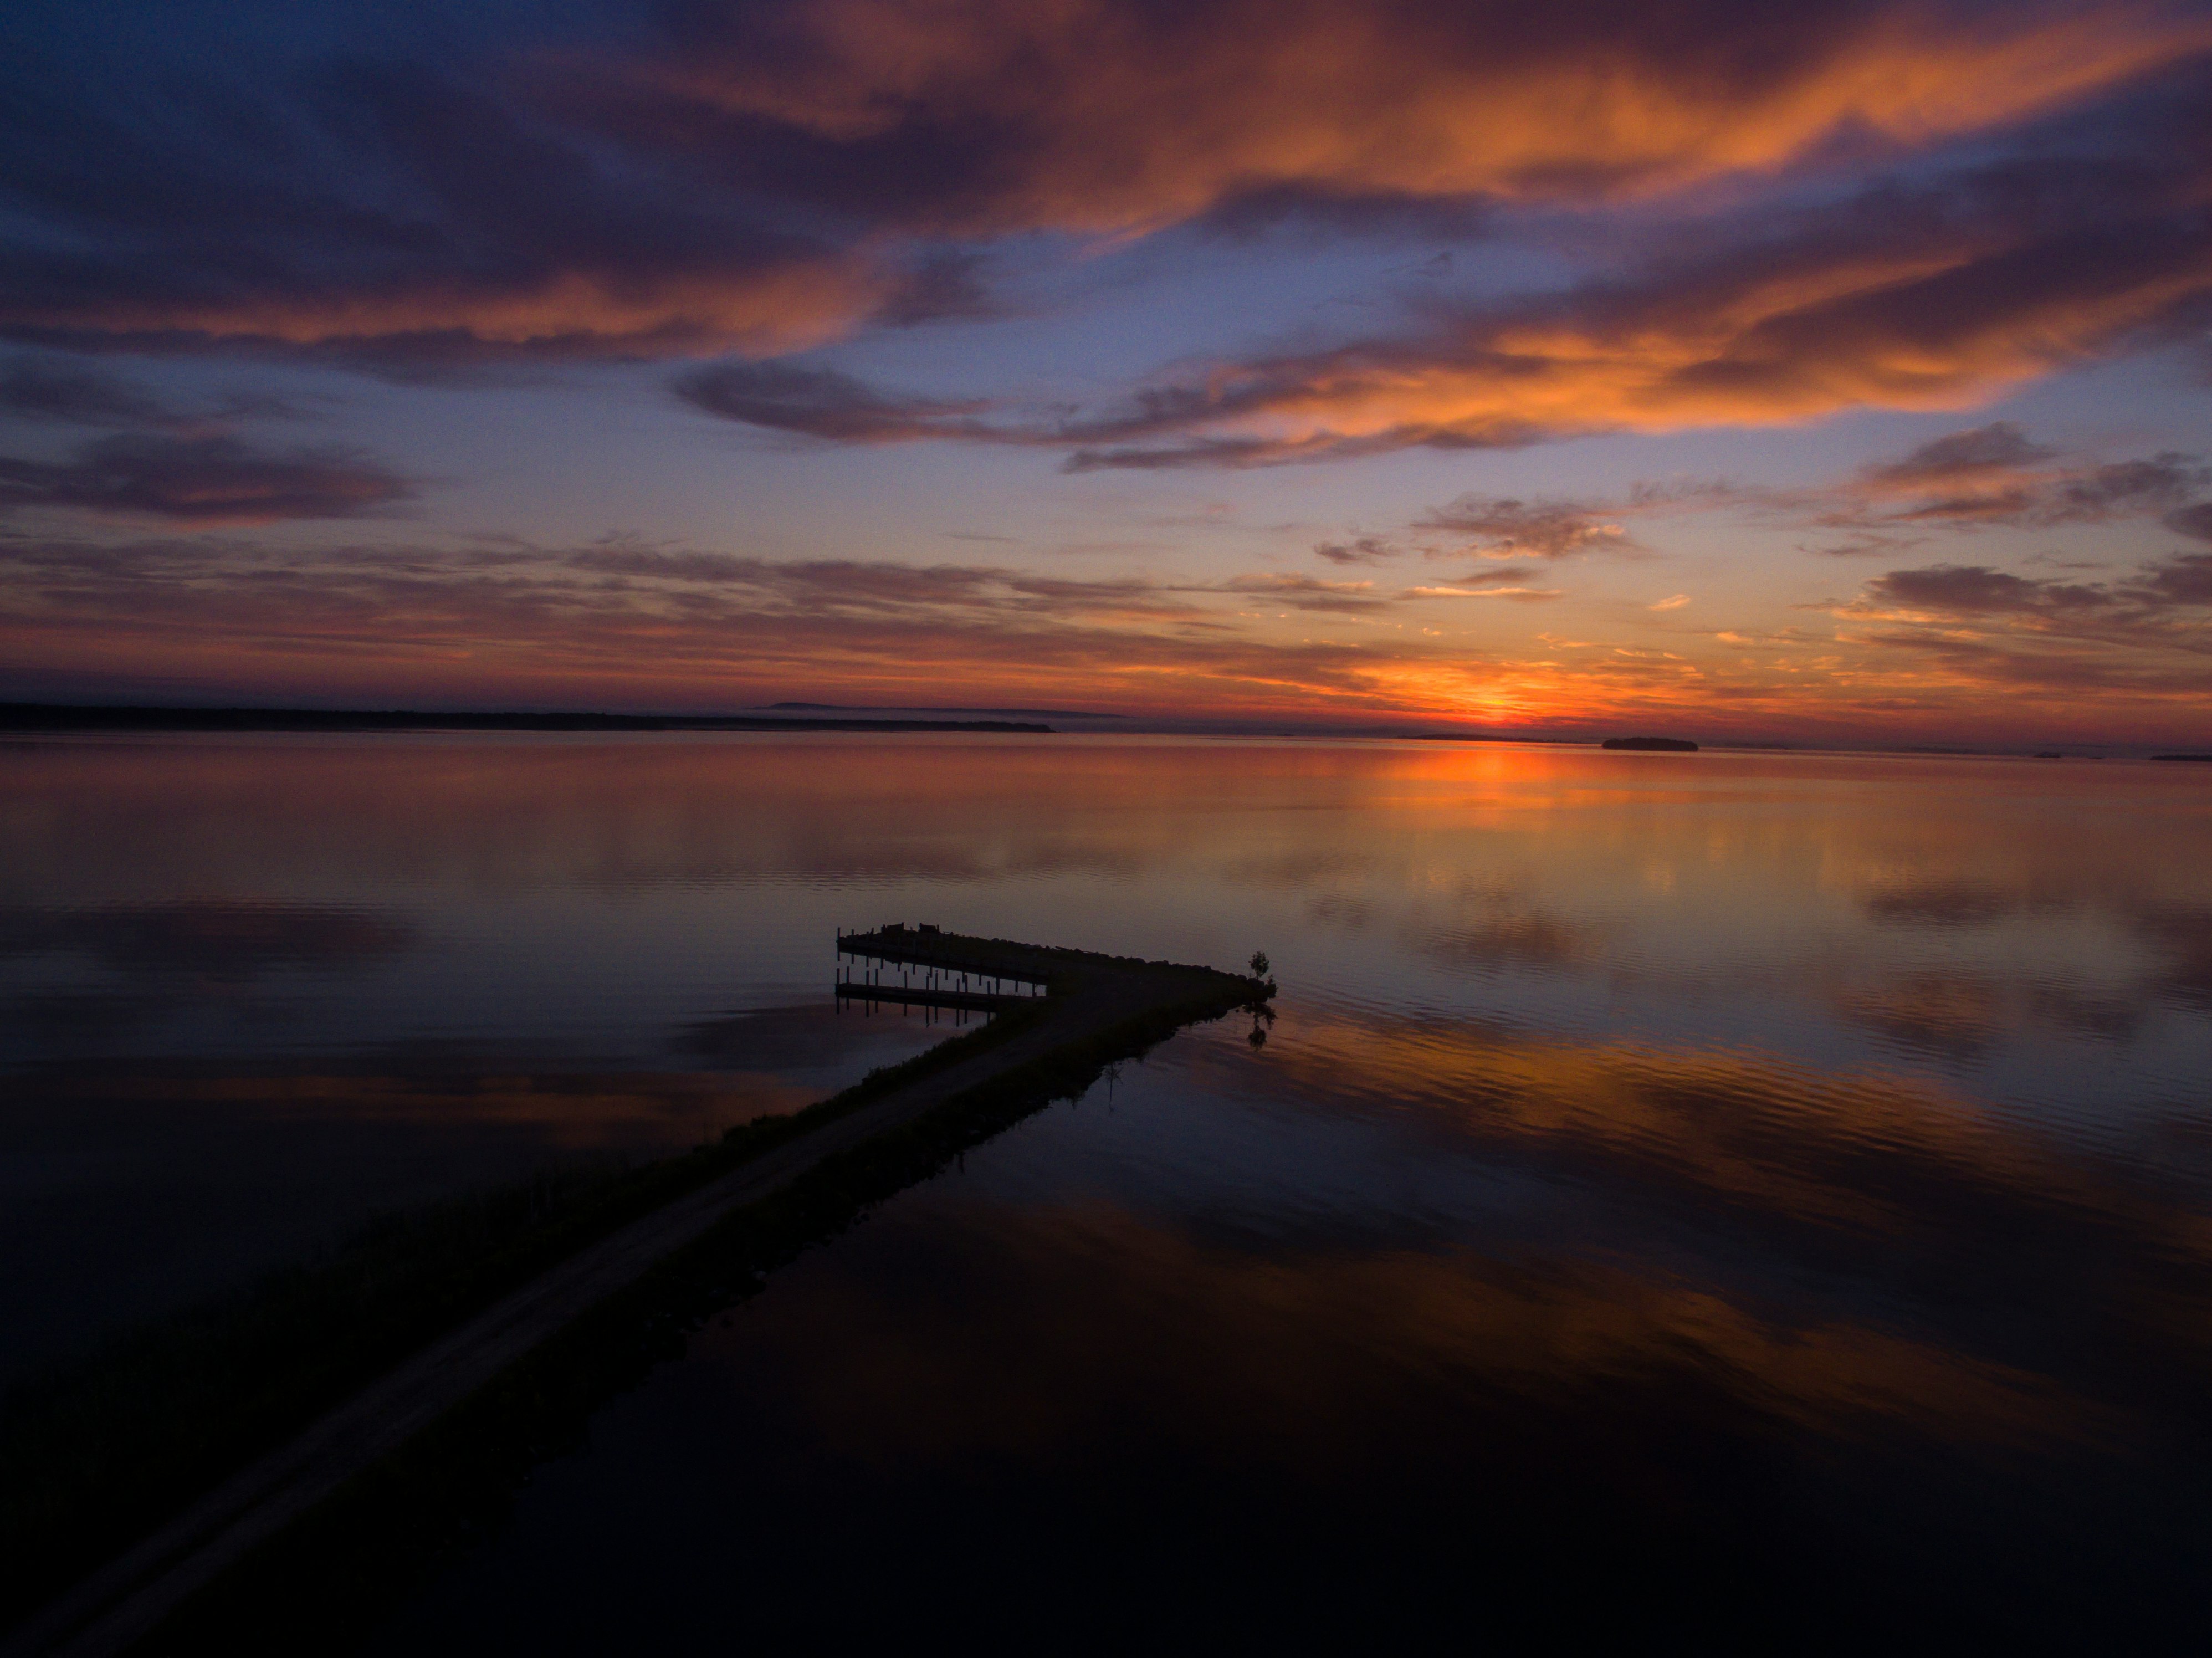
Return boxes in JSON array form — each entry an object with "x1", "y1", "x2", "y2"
[{"x1": 1602, "y1": 736, "x2": 1699, "y2": 752}]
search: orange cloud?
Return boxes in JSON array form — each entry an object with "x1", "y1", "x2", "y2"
[
  {"x1": 7, "y1": 528, "x2": 2211, "y2": 744},
  {"x1": 14, "y1": 0, "x2": 2207, "y2": 370},
  {"x1": 16, "y1": 263, "x2": 895, "y2": 362},
  {"x1": 635, "y1": 0, "x2": 2212, "y2": 234},
  {"x1": 1063, "y1": 226, "x2": 2212, "y2": 465}
]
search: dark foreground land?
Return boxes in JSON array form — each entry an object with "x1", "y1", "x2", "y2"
[
  {"x1": 0, "y1": 704, "x2": 1051, "y2": 735},
  {"x1": 2, "y1": 932, "x2": 1266, "y2": 1657}
]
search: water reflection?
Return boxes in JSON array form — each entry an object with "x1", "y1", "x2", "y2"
[
  {"x1": 0, "y1": 902, "x2": 416, "y2": 975},
  {"x1": 1, "y1": 734, "x2": 2208, "y2": 1635},
  {"x1": 1250, "y1": 1009, "x2": 2212, "y2": 1395},
  {"x1": 0, "y1": 900, "x2": 419, "y2": 1053},
  {"x1": 2136, "y1": 900, "x2": 2212, "y2": 1007},
  {"x1": 375, "y1": 1008, "x2": 2212, "y2": 1645},
  {"x1": 0, "y1": 1033, "x2": 910, "y2": 1383},
  {"x1": 1836, "y1": 973, "x2": 2004, "y2": 1057}
]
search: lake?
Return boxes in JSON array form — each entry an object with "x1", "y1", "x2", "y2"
[{"x1": 5, "y1": 733, "x2": 2210, "y2": 1642}]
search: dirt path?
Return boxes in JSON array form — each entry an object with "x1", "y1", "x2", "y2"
[{"x1": 11, "y1": 938, "x2": 1259, "y2": 1657}]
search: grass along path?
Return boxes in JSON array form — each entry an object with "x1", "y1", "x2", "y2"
[{"x1": 6, "y1": 933, "x2": 1268, "y2": 1658}]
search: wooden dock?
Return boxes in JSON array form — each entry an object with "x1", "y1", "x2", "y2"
[{"x1": 834, "y1": 923, "x2": 1054, "y2": 1020}]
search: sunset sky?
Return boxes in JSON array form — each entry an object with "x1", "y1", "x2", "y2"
[{"x1": 3, "y1": 0, "x2": 2210, "y2": 745}]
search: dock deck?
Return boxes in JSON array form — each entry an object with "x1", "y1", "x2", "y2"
[{"x1": 837, "y1": 925, "x2": 1051, "y2": 1009}]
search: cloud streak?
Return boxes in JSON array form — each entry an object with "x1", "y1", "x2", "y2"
[
  {"x1": 1826, "y1": 422, "x2": 2209, "y2": 531},
  {"x1": 673, "y1": 361, "x2": 996, "y2": 441},
  {"x1": 7, "y1": 526, "x2": 2210, "y2": 740},
  {"x1": 690, "y1": 131, "x2": 2210, "y2": 473},
  {"x1": 0, "y1": 356, "x2": 178, "y2": 428},
  {"x1": 1314, "y1": 536, "x2": 1400, "y2": 566},
  {"x1": 607, "y1": 0, "x2": 2212, "y2": 233},
  {"x1": 1334, "y1": 423, "x2": 2211, "y2": 567},
  {"x1": 6, "y1": 0, "x2": 2206, "y2": 386},
  {"x1": 1046, "y1": 162, "x2": 2212, "y2": 466},
  {"x1": 0, "y1": 433, "x2": 414, "y2": 525},
  {"x1": 0, "y1": 49, "x2": 922, "y2": 365},
  {"x1": 1820, "y1": 551, "x2": 2212, "y2": 707},
  {"x1": 1416, "y1": 496, "x2": 1635, "y2": 559}
]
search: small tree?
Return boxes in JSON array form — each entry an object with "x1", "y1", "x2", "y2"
[{"x1": 1249, "y1": 950, "x2": 1271, "y2": 979}]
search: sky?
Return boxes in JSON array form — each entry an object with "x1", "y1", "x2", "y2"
[{"x1": 2, "y1": 0, "x2": 2210, "y2": 746}]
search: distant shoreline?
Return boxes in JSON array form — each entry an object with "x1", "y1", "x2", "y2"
[
  {"x1": 762, "y1": 702, "x2": 1117, "y2": 720},
  {"x1": 0, "y1": 704, "x2": 1052, "y2": 735},
  {"x1": 4, "y1": 704, "x2": 2205, "y2": 759}
]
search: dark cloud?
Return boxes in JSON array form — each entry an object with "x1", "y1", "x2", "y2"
[
  {"x1": 1059, "y1": 435, "x2": 1346, "y2": 473},
  {"x1": 1835, "y1": 546, "x2": 2212, "y2": 703},
  {"x1": 1842, "y1": 625, "x2": 2212, "y2": 696},
  {"x1": 568, "y1": 546, "x2": 775, "y2": 584},
  {"x1": 870, "y1": 249, "x2": 1000, "y2": 327},
  {"x1": 4, "y1": 0, "x2": 2205, "y2": 390},
  {"x1": 1867, "y1": 565, "x2": 2109, "y2": 615},
  {"x1": 2167, "y1": 503, "x2": 2212, "y2": 543},
  {"x1": 673, "y1": 361, "x2": 995, "y2": 441},
  {"x1": 0, "y1": 432, "x2": 414, "y2": 524},
  {"x1": 1416, "y1": 496, "x2": 1630, "y2": 559},
  {"x1": 1841, "y1": 423, "x2": 2210, "y2": 529},
  {"x1": 1314, "y1": 536, "x2": 1399, "y2": 566},
  {"x1": 2042, "y1": 456, "x2": 2208, "y2": 520},
  {"x1": 0, "y1": 356, "x2": 176, "y2": 427},
  {"x1": 2132, "y1": 551, "x2": 2212, "y2": 605},
  {"x1": 1863, "y1": 422, "x2": 2056, "y2": 487},
  {"x1": 0, "y1": 355, "x2": 310, "y2": 430},
  {"x1": 1866, "y1": 552, "x2": 2212, "y2": 621},
  {"x1": 0, "y1": 44, "x2": 896, "y2": 366},
  {"x1": 1195, "y1": 185, "x2": 1493, "y2": 243},
  {"x1": 1223, "y1": 574, "x2": 1386, "y2": 614},
  {"x1": 1802, "y1": 530, "x2": 1931, "y2": 559}
]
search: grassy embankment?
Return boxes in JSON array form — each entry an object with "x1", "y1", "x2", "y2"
[
  {"x1": 0, "y1": 999, "x2": 1043, "y2": 1636},
  {"x1": 3, "y1": 947, "x2": 1269, "y2": 1649}
]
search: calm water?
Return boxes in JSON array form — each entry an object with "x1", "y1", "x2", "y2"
[{"x1": 5, "y1": 734, "x2": 2210, "y2": 1639}]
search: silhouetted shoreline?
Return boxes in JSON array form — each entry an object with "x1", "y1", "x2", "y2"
[
  {"x1": 762, "y1": 702, "x2": 1116, "y2": 720},
  {"x1": 0, "y1": 704, "x2": 1051, "y2": 735}
]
